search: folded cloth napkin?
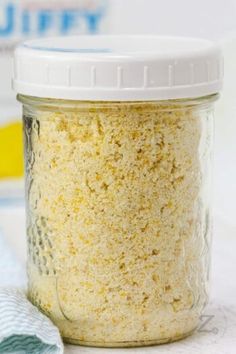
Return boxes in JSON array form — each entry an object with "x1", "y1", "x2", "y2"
[{"x1": 0, "y1": 231, "x2": 64, "y2": 354}]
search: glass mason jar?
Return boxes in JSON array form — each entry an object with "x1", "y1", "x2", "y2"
[{"x1": 14, "y1": 36, "x2": 223, "y2": 347}]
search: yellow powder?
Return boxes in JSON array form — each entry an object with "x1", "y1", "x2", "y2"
[{"x1": 25, "y1": 100, "x2": 211, "y2": 347}]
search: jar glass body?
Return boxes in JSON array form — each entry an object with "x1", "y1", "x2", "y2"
[{"x1": 19, "y1": 95, "x2": 216, "y2": 347}]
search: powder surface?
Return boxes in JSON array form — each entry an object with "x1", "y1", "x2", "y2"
[{"x1": 24, "y1": 100, "x2": 212, "y2": 346}]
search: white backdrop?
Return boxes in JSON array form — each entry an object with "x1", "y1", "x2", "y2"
[{"x1": 108, "y1": 0, "x2": 236, "y2": 39}]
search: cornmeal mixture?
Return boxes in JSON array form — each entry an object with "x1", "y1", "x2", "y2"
[{"x1": 24, "y1": 101, "x2": 210, "y2": 346}]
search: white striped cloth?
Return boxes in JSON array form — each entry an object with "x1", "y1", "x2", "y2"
[{"x1": 0, "y1": 231, "x2": 64, "y2": 354}]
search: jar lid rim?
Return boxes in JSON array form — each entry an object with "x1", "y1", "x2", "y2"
[{"x1": 13, "y1": 35, "x2": 223, "y2": 101}]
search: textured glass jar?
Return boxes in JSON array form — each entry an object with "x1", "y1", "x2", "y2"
[
  {"x1": 19, "y1": 95, "x2": 216, "y2": 347},
  {"x1": 14, "y1": 35, "x2": 223, "y2": 347}
]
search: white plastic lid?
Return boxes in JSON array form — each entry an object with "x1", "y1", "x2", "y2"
[{"x1": 13, "y1": 35, "x2": 223, "y2": 101}]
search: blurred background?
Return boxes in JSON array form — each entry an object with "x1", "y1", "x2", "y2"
[{"x1": 0, "y1": 0, "x2": 235, "y2": 262}]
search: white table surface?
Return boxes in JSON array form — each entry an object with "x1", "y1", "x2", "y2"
[{"x1": 0, "y1": 205, "x2": 235, "y2": 354}]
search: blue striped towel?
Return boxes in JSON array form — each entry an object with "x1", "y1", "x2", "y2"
[{"x1": 0, "y1": 232, "x2": 64, "y2": 354}]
